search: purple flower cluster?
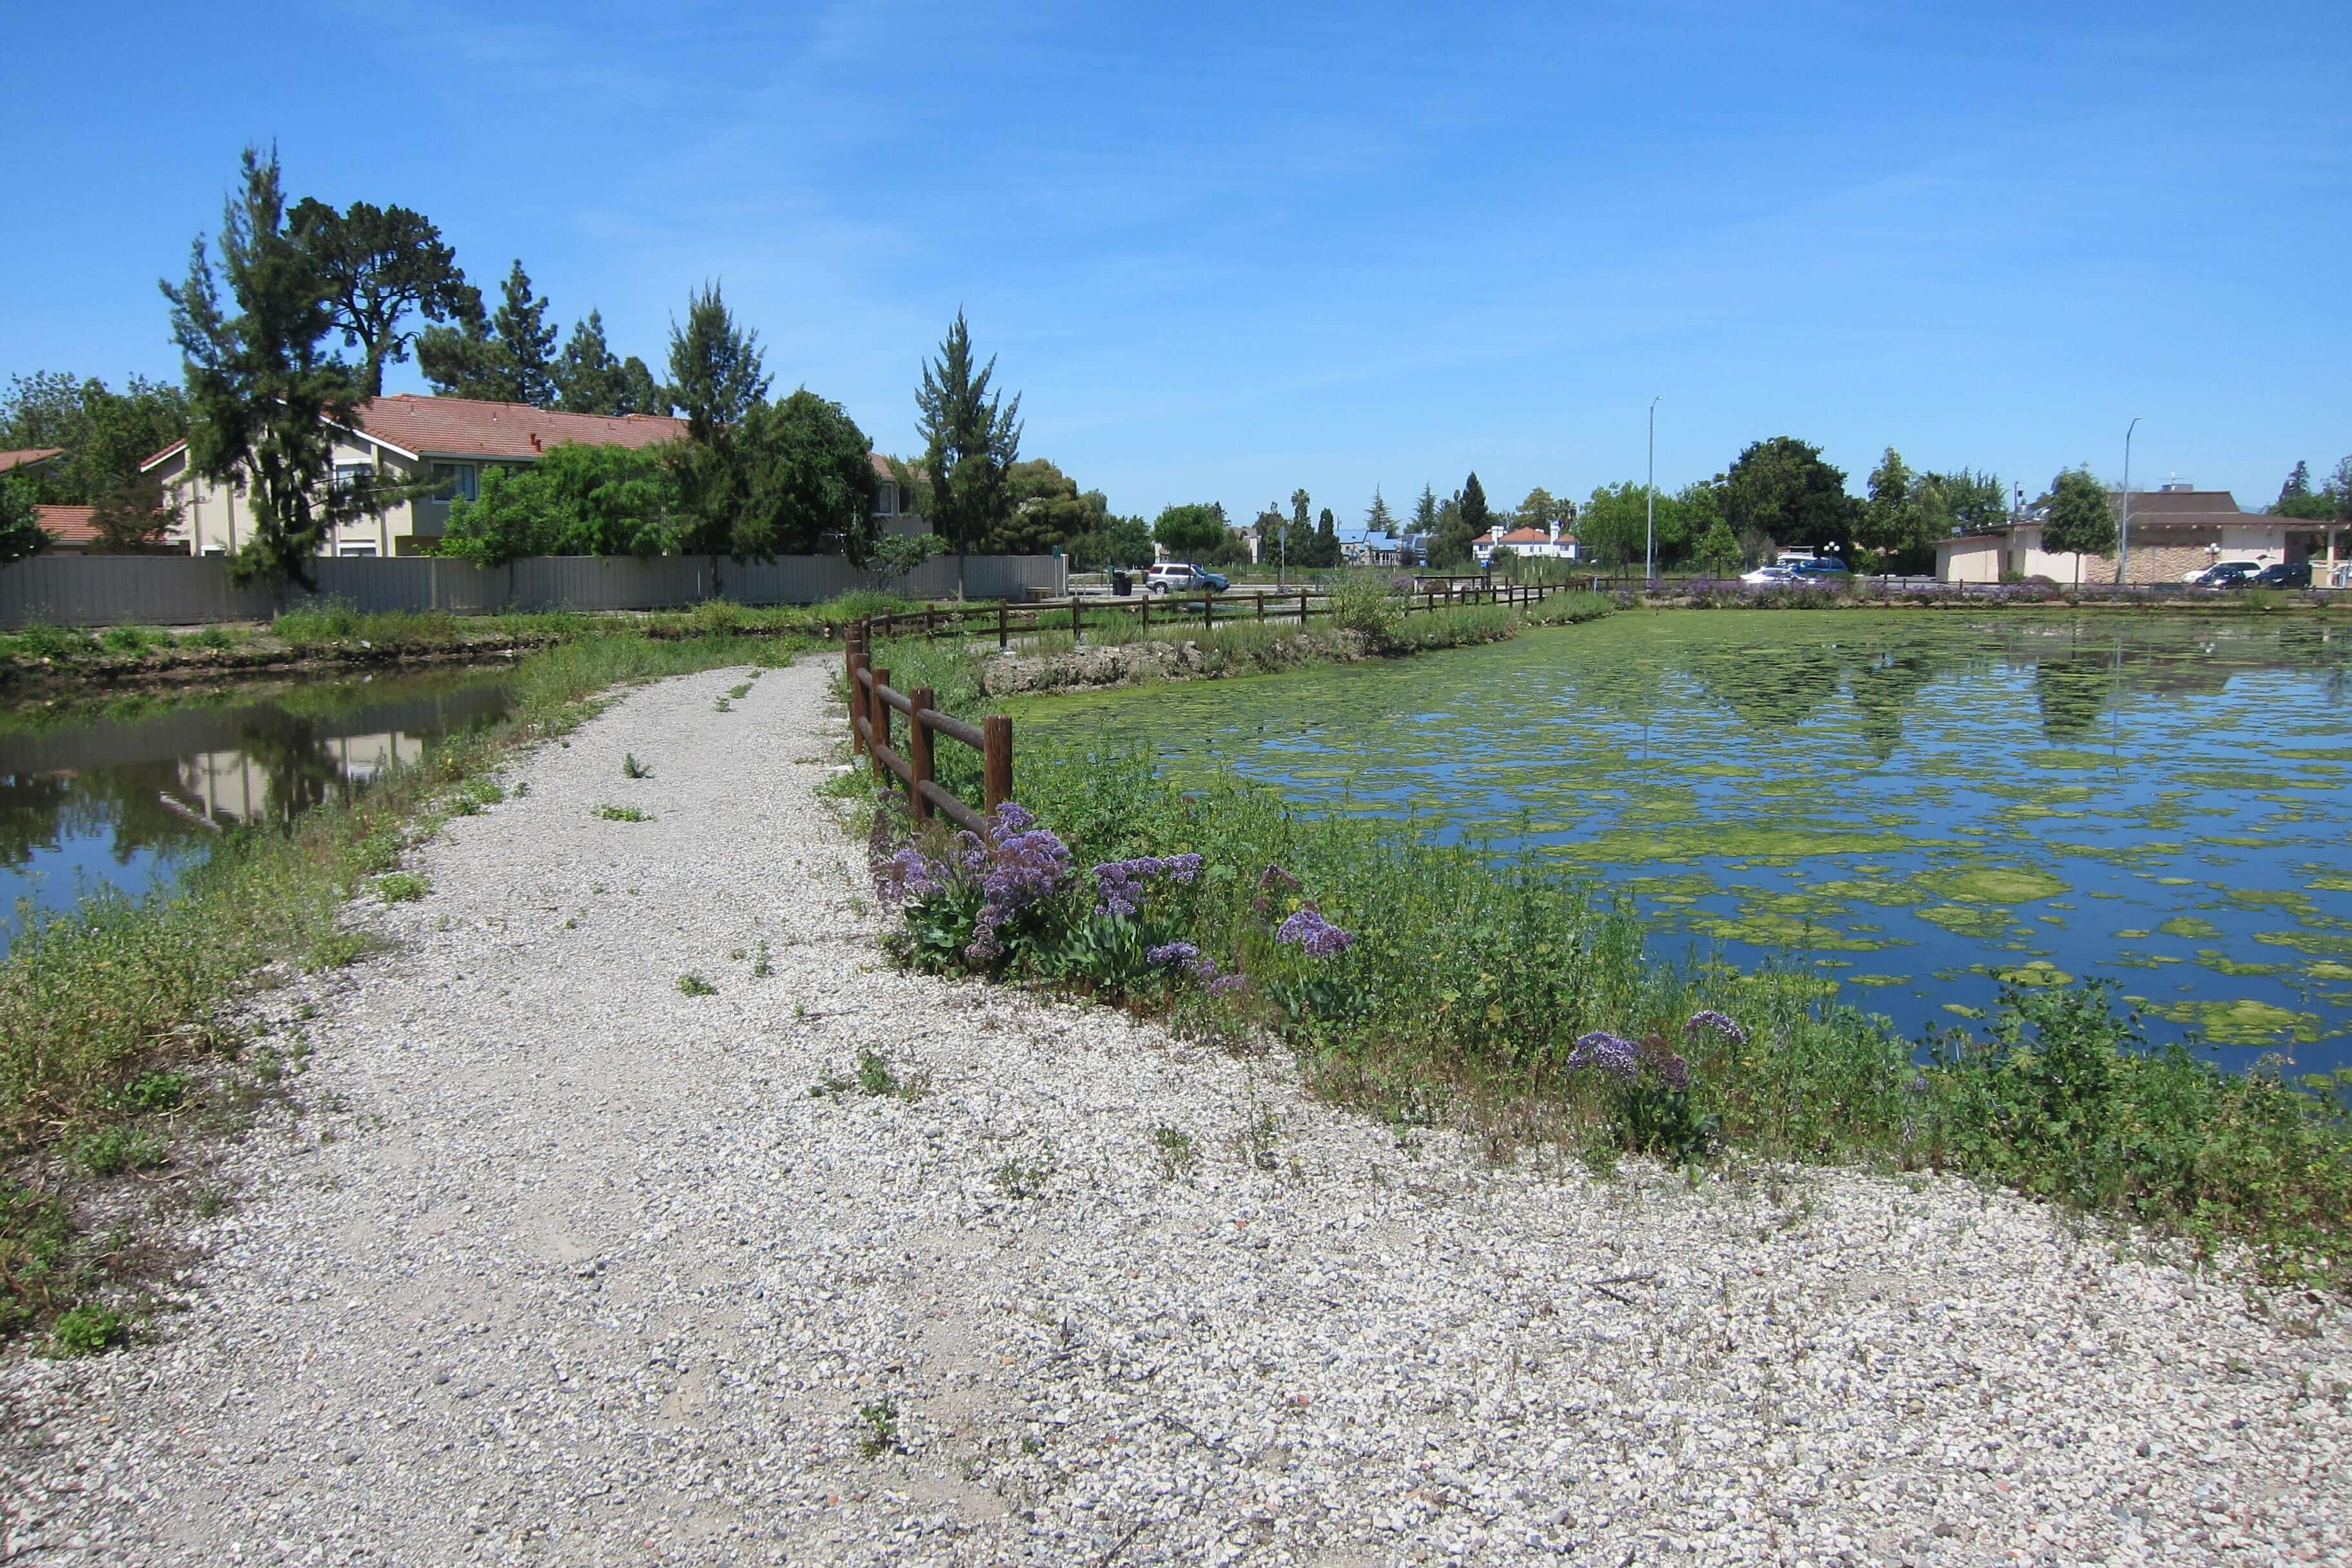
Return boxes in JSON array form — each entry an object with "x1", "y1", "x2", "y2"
[
  {"x1": 1566, "y1": 1030, "x2": 1641, "y2": 1077},
  {"x1": 1206, "y1": 973, "x2": 1250, "y2": 997},
  {"x1": 1645, "y1": 1041, "x2": 1692, "y2": 1092},
  {"x1": 1144, "y1": 941, "x2": 1200, "y2": 968},
  {"x1": 875, "y1": 845, "x2": 948, "y2": 908},
  {"x1": 1275, "y1": 903, "x2": 1355, "y2": 957},
  {"x1": 1683, "y1": 1010, "x2": 1749, "y2": 1048},
  {"x1": 1092, "y1": 854, "x2": 1202, "y2": 917},
  {"x1": 956, "y1": 801, "x2": 1073, "y2": 964}
]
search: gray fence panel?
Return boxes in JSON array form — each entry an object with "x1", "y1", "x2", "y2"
[{"x1": 0, "y1": 552, "x2": 1068, "y2": 627}]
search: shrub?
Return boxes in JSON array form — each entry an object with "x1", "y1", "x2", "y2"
[{"x1": 43, "y1": 1302, "x2": 123, "y2": 1357}]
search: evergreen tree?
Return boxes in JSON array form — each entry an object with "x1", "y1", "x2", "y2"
[
  {"x1": 2280, "y1": 460, "x2": 2313, "y2": 504},
  {"x1": 665, "y1": 282, "x2": 770, "y2": 556},
  {"x1": 1366, "y1": 486, "x2": 1396, "y2": 536},
  {"x1": 1429, "y1": 471, "x2": 1490, "y2": 565},
  {"x1": 288, "y1": 198, "x2": 476, "y2": 396},
  {"x1": 1411, "y1": 484, "x2": 1438, "y2": 537},
  {"x1": 2041, "y1": 467, "x2": 2117, "y2": 584},
  {"x1": 912, "y1": 309, "x2": 1023, "y2": 594},
  {"x1": 620, "y1": 356, "x2": 668, "y2": 416},
  {"x1": 161, "y1": 146, "x2": 380, "y2": 589},
  {"x1": 739, "y1": 388, "x2": 879, "y2": 562},
  {"x1": 1855, "y1": 446, "x2": 1921, "y2": 568},
  {"x1": 1514, "y1": 485, "x2": 1561, "y2": 532},
  {"x1": 554, "y1": 310, "x2": 668, "y2": 415},
  {"x1": 1315, "y1": 505, "x2": 1338, "y2": 567},
  {"x1": 416, "y1": 260, "x2": 560, "y2": 406},
  {"x1": 490, "y1": 261, "x2": 559, "y2": 407}
]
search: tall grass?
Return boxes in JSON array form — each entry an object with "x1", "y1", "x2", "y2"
[{"x1": 881, "y1": 732, "x2": 2352, "y2": 1289}]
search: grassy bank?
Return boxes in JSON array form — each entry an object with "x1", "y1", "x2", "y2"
[
  {"x1": 0, "y1": 627, "x2": 818, "y2": 1349},
  {"x1": 0, "y1": 591, "x2": 924, "y2": 684},
  {"x1": 867, "y1": 733, "x2": 2352, "y2": 1291}
]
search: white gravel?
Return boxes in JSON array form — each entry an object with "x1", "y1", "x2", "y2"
[{"x1": 5, "y1": 656, "x2": 2347, "y2": 1566}]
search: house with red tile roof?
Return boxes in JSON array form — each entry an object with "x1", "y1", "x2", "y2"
[
  {"x1": 31, "y1": 505, "x2": 101, "y2": 551},
  {"x1": 141, "y1": 394, "x2": 920, "y2": 557},
  {"x1": 1470, "y1": 521, "x2": 1580, "y2": 566}
]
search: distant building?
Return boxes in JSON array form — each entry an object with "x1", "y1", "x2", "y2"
[
  {"x1": 0, "y1": 447, "x2": 66, "y2": 479},
  {"x1": 142, "y1": 394, "x2": 920, "y2": 558},
  {"x1": 1472, "y1": 522, "x2": 1579, "y2": 565},
  {"x1": 1936, "y1": 484, "x2": 2347, "y2": 586}
]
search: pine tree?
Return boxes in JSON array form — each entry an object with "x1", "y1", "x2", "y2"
[
  {"x1": 288, "y1": 197, "x2": 475, "y2": 396},
  {"x1": 666, "y1": 282, "x2": 770, "y2": 556},
  {"x1": 1410, "y1": 484, "x2": 1438, "y2": 540},
  {"x1": 1366, "y1": 487, "x2": 1396, "y2": 536},
  {"x1": 913, "y1": 310, "x2": 1023, "y2": 595},
  {"x1": 556, "y1": 309, "x2": 629, "y2": 415},
  {"x1": 161, "y1": 145, "x2": 378, "y2": 589},
  {"x1": 491, "y1": 261, "x2": 559, "y2": 407},
  {"x1": 1316, "y1": 505, "x2": 1338, "y2": 566}
]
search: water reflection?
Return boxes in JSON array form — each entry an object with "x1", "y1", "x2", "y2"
[{"x1": 1, "y1": 672, "x2": 513, "y2": 950}]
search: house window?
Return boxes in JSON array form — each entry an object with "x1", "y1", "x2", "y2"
[
  {"x1": 877, "y1": 481, "x2": 896, "y2": 514},
  {"x1": 431, "y1": 462, "x2": 478, "y2": 502},
  {"x1": 333, "y1": 462, "x2": 373, "y2": 496},
  {"x1": 339, "y1": 542, "x2": 378, "y2": 557}
]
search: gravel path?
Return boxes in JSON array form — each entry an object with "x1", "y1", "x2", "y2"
[{"x1": 5, "y1": 656, "x2": 2346, "y2": 1566}]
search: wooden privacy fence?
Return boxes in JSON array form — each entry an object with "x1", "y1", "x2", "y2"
[
  {"x1": 856, "y1": 578, "x2": 1580, "y2": 649},
  {"x1": 844, "y1": 616, "x2": 1012, "y2": 835}
]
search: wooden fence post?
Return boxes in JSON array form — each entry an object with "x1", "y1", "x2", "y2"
[
  {"x1": 1298, "y1": 588, "x2": 1307, "y2": 623},
  {"x1": 997, "y1": 600, "x2": 1008, "y2": 649},
  {"x1": 983, "y1": 715, "x2": 1013, "y2": 810},
  {"x1": 1072, "y1": 598, "x2": 1083, "y2": 643},
  {"x1": 869, "y1": 666, "x2": 891, "y2": 783},
  {"x1": 1140, "y1": 594, "x2": 1150, "y2": 632},
  {"x1": 1255, "y1": 593, "x2": 1264, "y2": 622},
  {"x1": 1203, "y1": 592, "x2": 1212, "y2": 632},
  {"x1": 908, "y1": 685, "x2": 936, "y2": 823}
]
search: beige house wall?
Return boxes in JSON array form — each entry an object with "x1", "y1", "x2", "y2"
[
  {"x1": 2005, "y1": 522, "x2": 2286, "y2": 584},
  {"x1": 1936, "y1": 537, "x2": 2001, "y2": 583}
]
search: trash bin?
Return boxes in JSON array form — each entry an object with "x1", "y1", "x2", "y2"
[{"x1": 1111, "y1": 569, "x2": 1132, "y2": 597}]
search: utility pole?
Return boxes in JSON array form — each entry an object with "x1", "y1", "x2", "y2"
[
  {"x1": 2115, "y1": 418, "x2": 2141, "y2": 585},
  {"x1": 1645, "y1": 395, "x2": 1661, "y2": 583}
]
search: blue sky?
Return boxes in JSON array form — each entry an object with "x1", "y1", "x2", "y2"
[{"x1": 6, "y1": 1, "x2": 2347, "y2": 522}]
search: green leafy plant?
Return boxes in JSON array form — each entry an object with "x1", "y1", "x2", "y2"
[
  {"x1": 676, "y1": 972, "x2": 717, "y2": 997},
  {"x1": 593, "y1": 804, "x2": 650, "y2": 822},
  {"x1": 43, "y1": 1302, "x2": 124, "y2": 1357},
  {"x1": 622, "y1": 753, "x2": 652, "y2": 779},
  {"x1": 72, "y1": 1124, "x2": 166, "y2": 1177},
  {"x1": 375, "y1": 872, "x2": 427, "y2": 903},
  {"x1": 1151, "y1": 1123, "x2": 1199, "y2": 1181},
  {"x1": 857, "y1": 1396, "x2": 901, "y2": 1457}
]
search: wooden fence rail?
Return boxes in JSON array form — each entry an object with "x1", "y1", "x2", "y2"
[
  {"x1": 856, "y1": 578, "x2": 1578, "y2": 648},
  {"x1": 843, "y1": 616, "x2": 1011, "y2": 834}
]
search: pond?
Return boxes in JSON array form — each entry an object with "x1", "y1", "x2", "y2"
[
  {"x1": 1019, "y1": 611, "x2": 2352, "y2": 1073},
  {"x1": 0, "y1": 669, "x2": 514, "y2": 956}
]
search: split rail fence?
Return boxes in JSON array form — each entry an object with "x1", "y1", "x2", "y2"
[
  {"x1": 858, "y1": 578, "x2": 1580, "y2": 649},
  {"x1": 844, "y1": 616, "x2": 1011, "y2": 835}
]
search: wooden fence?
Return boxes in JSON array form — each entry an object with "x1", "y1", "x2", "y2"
[
  {"x1": 844, "y1": 617, "x2": 1012, "y2": 834},
  {"x1": 857, "y1": 578, "x2": 1580, "y2": 649}
]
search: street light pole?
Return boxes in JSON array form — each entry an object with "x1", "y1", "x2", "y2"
[
  {"x1": 1645, "y1": 395, "x2": 1660, "y2": 583},
  {"x1": 2116, "y1": 417, "x2": 2140, "y2": 585}
]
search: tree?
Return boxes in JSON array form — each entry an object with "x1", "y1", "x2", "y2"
[
  {"x1": 2275, "y1": 458, "x2": 2337, "y2": 520},
  {"x1": 2041, "y1": 467, "x2": 2116, "y2": 584},
  {"x1": 666, "y1": 281, "x2": 770, "y2": 556},
  {"x1": 1922, "y1": 467, "x2": 2008, "y2": 533},
  {"x1": 0, "y1": 372, "x2": 191, "y2": 509},
  {"x1": 1313, "y1": 505, "x2": 1339, "y2": 567},
  {"x1": 994, "y1": 458, "x2": 1102, "y2": 555},
  {"x1": 0, "y1": 475, "x2": 48, "y2": 563},
  {"x1": 913, "y1": 310, "x2": 1023, "y2": 594},
  {"x1": 161, "y1": 146, "x2": 378, "y2": 589},
  {"x1": 1695, "y1": 516, "x2": 1741, "y2": 576},
  {"x1": 1854, "y1": 447, "x2": 1921, "y2": 571},
  {"x1": 1514, "y1": 485, "x2": 1563, "y2": 533},
  {"x1": 1578, "y1": 482, "x2": 1654, "y2": 568},
  {"x1": 2280, "y1": 461, "x2": 2313, "y2": 505},
  {"x1": 740, "y1": 388, "x2": 879, "y2": 562},
  {"x1": 1365, "y1": 487, "x2": 1397, "y2": 536},
  {"x1": 1152, "y1": 502, "x2": 1229, "y2": 559},
  {"x1": 1427, "y1": 471, "x2": 1490, "y2": 567},
  {"x1": 88, "y1": 472, "x2": 179, "y2": 551},
  {"x1": 554, "y1": 310, "x2": 650, "y2": 416},
  {"x1": 1723, "y1": 436, "x2": 1854, "y2": 552},
  {"x1": 288, "y1": 198, "x2": 475, "y2": 396},
  {"x1": 1409, "y1": 484, "x2": 1438, "y2": 538},
  {"x1": 1097, "y1": 514, "x2": 1153, "y2": 569},
  {"x1": 416, "y1": 260, "x2": 559, "y2": 406},
  {"x1": 440, "y1": 442, "x2": 683, "y2": 566},
  {"x1": 1676, "y1": 478, "x2": 1726, "y2": 560}
]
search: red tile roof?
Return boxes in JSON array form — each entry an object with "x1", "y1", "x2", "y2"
[
  {"x1": 34, "y1": 505, "x2": 99, "y2": 544},
  {"x1": 0, "y1": 447, "x2": 65, "y2": 474},
  {"x1": 349, "y1": 395, "x2": 689, "y2": 460}
]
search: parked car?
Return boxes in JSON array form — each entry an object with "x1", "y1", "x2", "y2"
[
  {"x1": 2182, "y1": 560, "x2": 2263, "y2": 583},
  {"x1": 2192, "y1": 561, "x2": 2265, "y2": 587},
  {"x1": 1144, "y1": 562, "x2": 1229, "y2": 596},
  {"x1": 1740, "y1": 565, "x2": 1800, "y2": 585},
  {"x1": 2248, "y1": 560, "x2": 2311, "y2": 589},
  {"x1": 1787, "y1": 558, "x2": 1850, "y2": 580}
]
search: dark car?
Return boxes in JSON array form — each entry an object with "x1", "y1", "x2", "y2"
[
  {"x1": 2248, "y1": 560, "x2": 2310, "y2": 589},
  {"x1": 2195, "y1": 562, "x2": 2264, "y2": 587},
  {"x1": 1787, "y1": 558, "x2": 1850, "y2": 579}
]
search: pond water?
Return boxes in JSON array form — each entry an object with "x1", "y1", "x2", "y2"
[
  {"x1": 0, "y1": 670, "x2": 514, "y2": 956},
  {"x1": 1020, "y1": 611, "x2": 2352, "y2": 1073}
]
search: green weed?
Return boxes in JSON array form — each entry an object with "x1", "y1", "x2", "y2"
[
  {"x1": 857, "y1": 1396, "x2": 901, "y2": 1456},
  {"x1": 594, "y1": 804, "x2": 651, "y2": 822},
  {"x1": 622, "y1": 753, "x2": 652, "y2": 779},
  {"x1": 72, "y1": 1124, "x2": 166, "y2": 1177},
  {"x1": 375, "y1": 872, "x2": 427, "y2": 903},
  {"x1": 42, "y1": 1302, "x2": 123, "y2": 1357},
  {"x1": 676, "y1": 973, "x2": 718, "y2": 997},
  {"x1": 1151, "y1": 1123, "x2": 1199, "y2": 1181}
]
